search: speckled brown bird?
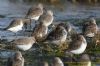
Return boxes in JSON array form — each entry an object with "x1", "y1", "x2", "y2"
[
  {"x1": 45, "y1": 25, "x2": 67, "y2": 45},
  {"x1": 51, "y1": 57, "x2": 64, "y2": 66},
  {"x1": 78, "y1": 54, "x2": 91, "y2": 66},
  {"x1": 26, "y1": 3, "x2": 43, "y2": 20},
  {"x1": 38, "y1": 10, "x2": 53, "y2": 27},
  {"x1": 5, "y1": 19, "x2": 24, "y2": 33},
  {"x1": 65, "y1": 34, "x2": 87, "y2": 54},
  {"x1": 7, "y1": 51, "x2": 24, "y2": 66},
  {"x1": 38, "y1": 61, "x2": 49, "y2": 66},
  {"x1": 25, "y1": 3, "x2": 43, "y2": 29},
  {"x1": 11, "y1": 37, "x2": 36, "y2": 51},
  {"x1": 57, "y1": 22, "x2": 72, "y2": 33},
  {"x1": 31, "y1": 22, "x2": 48, "y2": 42},
  {"x1": 82, "y1": 18, "x2": 98, "y2": 37}
]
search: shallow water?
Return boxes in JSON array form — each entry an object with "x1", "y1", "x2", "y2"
[
  {"x1": 0, "y1": 0, "x2": 100, "y2": 36},
  {"x1": 0, "y1": 0, "x2": 100, "y2": 20}
]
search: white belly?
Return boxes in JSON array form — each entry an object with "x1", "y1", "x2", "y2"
[
  {"x1": 86, "y1": 33, "x2": 94, "y2": 37},
  {"x1": 38, "y1": 27, "x2": 48, "y2": 37},
  {"x1": 61, "y1": 33, "x2": 67, "y2": 42},
  {"x1": 87, "y1": 62, "x2": 91, "y2": 66},
  {"x1": 8, "y1": 23, "x2": 23, "y2": 32},
  {"x1": 31, "y1": 16, "x2": 40, "y2": 21},
  {"x1": 16, "y1": 44, "x2": 33, "y2": 51},
  {"x1": 68, "y1": 27, "x2": 72, "y2": 32},
  {"x1": 43, "y1": 18, "x2": 53, "y2": 26},
  {"x1": 43, "y1": 21, "x2": 52, "y2": 26},
  {"x1": 61, "y1": 63, "x2": 64, "y2": 66},
  {"x1": 51, "y1": 40, "x2": 60, "y2": 45},
  {"x1": 58, "y1": 60, "x2": 64, "y2": 66},
  {"x1": 70, "y1": 42, "x2": 87, "y2": 54}
]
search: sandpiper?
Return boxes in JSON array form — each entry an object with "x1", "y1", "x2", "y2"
[
  {"x1": 82, "y1": 18, "x2": 98, "y2": 37},
  {"x1": 45, "y1": 25, "x2": 67, "y2": 46},
  {"x1": 57, "y1": 22, "x2": 72, "y2": 33},
  {"x1": 65, "y1": 34, "x2": 87, "y2": 54},
  {"x1": 25, "y1": 3, "x2": 43, "y2": 29},
  {"x1": 26, "y1": 3, "x2": 43, "y2": 20},
  {"x1": 11, "y1": 37, "x2": 36, "y2": 51},
  {"x1": 38, "y1": 10, "x2": 53, "y2": 27},
  {"x1": 51, "y1": 57, "x2": 64, "y2": 66},
  {"x1": 38, "y1": 61, "x2": 49, "y2": 66},
  {"x1": 31, "y1": 22, "x2": 48, "y2": 42},
  {"x1": 7, "y1": 51, "x2": 24, "y2": 66},
  {"x1": 78, "y1": 54, "x2": 91, "y2": 66},
  {"x1": 5, "y1": 19, "x2": 24, "y2": 35}
]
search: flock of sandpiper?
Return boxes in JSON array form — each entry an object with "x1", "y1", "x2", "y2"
[{"x1": 0, "y1": 3, "x2": 99, "y2": 66}]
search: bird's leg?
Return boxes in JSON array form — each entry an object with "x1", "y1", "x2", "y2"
[
  {"x1": 66, "y1": 52, "x2": 74, "y2": 62},
  {"x1": 24, "y1": 23, "x2": 27, "y2": 31},
  {"x1": 94, "y1": 44, "x2": 97, "y2": 49},
  {"x1": 23, "y1": 31, "x2": 26, "y2": 37},
  {"x1": 23, "y1": 22, "x2": 27, "y2": 36},
  {"x1": 39, "y1": 44, "x2": 43, "y2": 56},
  {"x1": 15, "y1": 33, "x2": 17, "y2": 38},
  {"x1": 70, "y1": 54, "x2": 74, "y2": 63},
  {"x1": 29, "y1": 19, "x2": 32, "y2": 37},
  {"x1": 35, "y1": 21, "x2": 37, "y2": 24},
  {"x1": 30, "y1": 19, "x2": 32, "y2": 30}
]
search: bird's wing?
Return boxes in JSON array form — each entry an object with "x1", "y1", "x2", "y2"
[
  {"x1": 68, "y1": 40, "x2": 82, "y2": 50},
  {"x1": 39, "y1": 14, "x2": 52, "y2": 22},
  {"x1": 12, "y1": 37, "x2": 34, "y2": 45},
  {"x1": 6, "y1": 20, "x2": 21, "y2": 29},
  {"x1": 84, "y1": 24, "x2": 97, "y2": 34},
  {"x1": 26, "y1": 7, "x2": 43, "y2": 17}
]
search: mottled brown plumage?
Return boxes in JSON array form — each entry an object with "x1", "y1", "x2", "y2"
[
  {"x1": 68, "y1": 35, "x2": 84, "y2": 50},
  {"x1": 78, "y1": 54, "x2": 91, "y2": 66},
  {"x1": 82, "y1": 18, "x2": 98, "y2": 37},
  {"x1": 6, "y1": 19, "x2": 23, "y2": 28},
  {"x1": 26, "y1": 3, "x2": 43, "y2": 20},
  {"x1": 7, "y1": 51, "x2": 24, "y2": 66},
  {"x1": 45, "y1": 25, "x2": 67, "y2": 45},
  {"x1": 38, "y1": 61, "x2": 49, "y2": 66},
  {"x1": 51, "y1": 57, "x2": 64, "y2": 66},
  {"x1": 79, "y1": 54, "x2": 91, "y2": 62},
  {"x1": 12, "y1": 37, "x2": 36, "y2": 45},
  {"x1": 5, "y1": 19, "x2": 24, "y2": 32},
  {"x1": 57, "y1": 22, "x2": 72, "y2": 32},
  {"x1": 66, "y1": 35, "x2": 87, "y2": 54},
  {"x1": 38, "y1": 10, "x2": 53, "y2": 26},
  {"x1": 25, "y1": 3, "x2": 43, "y2": 30},
  {"x1": 31, "y1": 22, "x2": 48, "y2": 41},
  {"x1": 12, "y1": 37, "x2": 36, "y2": 51}
]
